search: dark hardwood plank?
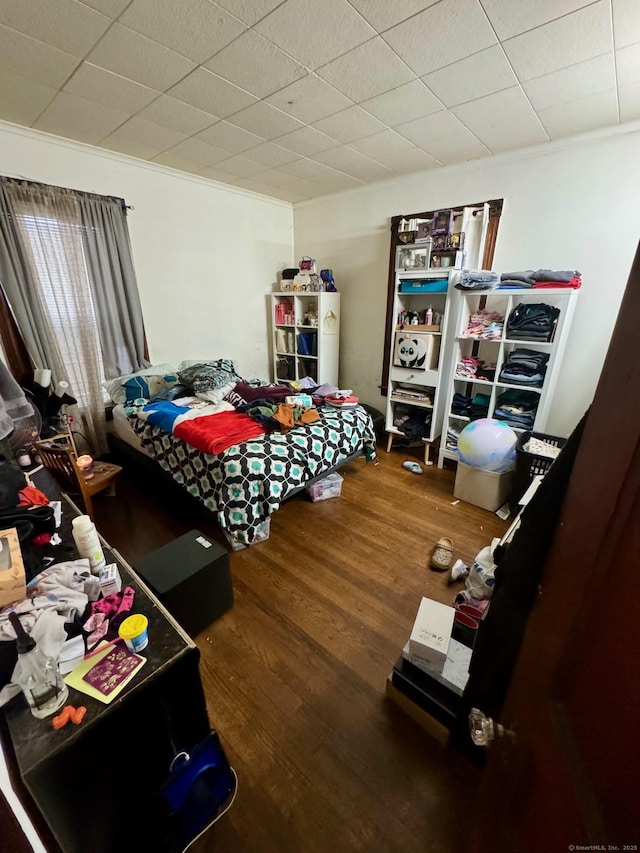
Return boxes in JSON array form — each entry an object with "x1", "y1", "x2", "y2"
[{"x1": 94, "y1": 445, "x2": 507, "y2": 852}]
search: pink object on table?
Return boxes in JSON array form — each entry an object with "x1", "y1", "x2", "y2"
[{"x1": 76, "y1": 455, "x2": 94, "y2": 479}]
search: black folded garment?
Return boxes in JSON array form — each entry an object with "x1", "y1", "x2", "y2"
[{"x1": 506, "y1": 303, "x2": 560, "y2": 342}]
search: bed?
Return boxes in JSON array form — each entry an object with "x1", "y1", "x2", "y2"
[{"x1": 107, "y1": 365, "x2": 377, "y2": 549}]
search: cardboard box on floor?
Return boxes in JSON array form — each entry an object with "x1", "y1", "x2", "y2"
[
  {"x1": 454, "y1": 461, "x2": 513, "y2": 512},
  {"x1": 409, "y1": 597, "x2": 455, "y2": 673}
]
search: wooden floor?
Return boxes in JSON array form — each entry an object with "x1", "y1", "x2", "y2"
[{"x1": 94, "y1": 443, "x2": 507, "y2": 853}]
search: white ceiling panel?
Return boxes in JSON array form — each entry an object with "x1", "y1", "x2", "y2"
[
  {"x1": 346, "y1": 0, "x2": 441, "y2": 33},
  {"x1": 382, "y1": 0, "x2": 498, "y2": 77},
  {"x1": 34, "y1": 92, "x2": 131, "y2": 144},
  {"x1": 317, "y1": 37, "x2": 414, "y2": 103},
  {"x1": 503, "y1": 1, "x2": 613, "y2": 82},
  {"x1": 523, "y1": 54, "x2": 616, "y2": 111},
  {"x1": 423, "y1": 45, "x2": 517, "y2": 108},
  {"x1": 312, "y1": 106, "x2": 386, "y2": 144},
  {"x1": 255, "y1": 0, "x2": 375, "y2": 70},
  {"x1": 196, "y1": 121, "x2": 264, "y2": 153},
  {"x1": 0, "y1": 67, "x2": 57, "y2": 126},
  {"x1": 480, "y1": 0, "x2": 596, "y2": 41},
  {"x1": 64, "y1": 63, "x2": 160, "y2": 114},
  {"x1": 87, "y1": 24, "x2": 197, "y2": 90},
  {"x1": 120, "y1": 0, "x2": 247, "y2": 64},
  {"x1": 228, "y1": 101, "x2": 304, "y2": 139},
  {"x1": 611, "y1": 0, "x2": 640, "y2": 50},
  {"x1": 0, "y1": 24, "x2": 78, "y2": 88},
  {"x1": 275, "y1": 126, "x2": 339, "y2": 156},
  {"x1": 312, "y1": 146, "x2": 394, "y2": 182},
  {"x1": 0, "y1": 0, "x2": 110, "y2": 57},
  {"x1": 537, "y1": 89, "x2": 619, "y2": 138},
  {"x1": 205, "y1": 30, "x2": 307, "y2": 99},
  {"x1": 266, "y1": 75, "x2": 352, "y2": 124},
  {"x1": 0, "y1": 0, "x2": 636, "y2": 203},
  {"x1": 212, "y1": 0, "x2": 286, "y2": 27},
  {"x1": 168, "y1": 68, "x2": 258, "y2": 118},
  {"x1": 137, "y1": 95, "x2": 218, "y2": 135},
  {"x1": 107, "y1": 116, "x2": 189, "y2": 150},
  {"x1": 240, "y1": 142, "x2": 298, "y2": 168},
  {"x1": 421, "y1": 128, "x2": 490, "y2": 165},
  {"x1": 361, "y1": 80, "x2": 442, "y2": 127},
  {"x1": 452, "y1": 86, "x2": 548, "y2": 152}
]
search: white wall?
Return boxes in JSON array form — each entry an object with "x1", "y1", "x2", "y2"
[
  {"x1": 0, "y1": 121, "x2": 294, "y2": 379},
  {"x1": 293, "y1": 123, "x2": 640, "y2": 436}
]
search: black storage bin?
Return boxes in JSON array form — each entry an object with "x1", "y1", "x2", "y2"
[
  {"x1": 135, "y1": 530, "x2": 233, "y2": 637},
  {"x1": 510, "y1": 431, "x2": 567, "y2": 511}
]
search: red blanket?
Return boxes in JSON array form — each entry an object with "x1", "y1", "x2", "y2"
[{"x1": 174, "y1": 410, "x2": 266, "y2": 455}]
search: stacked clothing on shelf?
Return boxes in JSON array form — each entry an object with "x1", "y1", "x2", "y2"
[
  {"x1": 455, "y1": 270, "x2": 500, "y2": 291},
  {"x1": 476, "y1": 362, "x2": 497, "y2": 382},
  {"x1": 498, "y1": 269, "x2": 582, "y2": 289},
  {"x1": 455, "y1": 356, "x2": 481, "y2": 379},
  {"x1": 470, "y1": 393, "x2": 490, "y2": 420},
  {"x1": 499, "y1": 349, "x2": 549, "y2": 387},
  {"x1": 394, "y1": 407, "x2": 432, "y2": 440},
  {"x1": 506, "y1": 302, "x2": 560, "y2": 342},
  {"x1": 446, "y1": 423, "x2": 461, "y2": 450},
  {"x1": 494, "y1": 389, "x2": 539, "y2": 430},
  {"x1": 452, "y1": 393, "x2": 472, "y2": 417},
  {"x1": 460, "y1": 310, "x2": 504, "y2": 339}
]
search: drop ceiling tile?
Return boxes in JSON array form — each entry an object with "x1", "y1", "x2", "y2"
[
  {"x1": 421, "y1": 128, "x2": 490, "y2": 164},
  {"x1": 109, "y1": 116, "x2": 188, "y2": 150},
  {"x1": 151, "y1": 151, "x2": 209, "y2": 174},
  {"x1": 80, "y1": 0, "x2": 130, "y2": 16},
  {"x1": 312, "y1": 146, "x2": 394, "y2": 181},
  {"x1": 266, "y1": 75, "x2": 353, "y2": 124},
  {"x1": 164, "y1": 137, "x2": 232, "y2": 165},
  {"x1": 212, "y1": 0, "x2": 285, "y2": 26},
  {"x1": 423, "y1": 45, "x2": 517, "y2": 108},
  {"x1": 523, "y1": 54, "x2": 615, "y2": 111},
  {"x1": 205, "y1": 30, "x2": 307, "y2": 99},
  {"x1": 317, "y1": 37, "x2": 415, "y2": 102},
  {"x1": 100, "y1": 135, "x2": 163, "y2": 160},
  {"x1": 612, "y1": 0, "x2": 640, "y2": 49},
  {"x1": 382, "y1": 0, "x2": 497, "y2": 76},
  {"x1": 277, "y1": 158, "x2": 348, "y2": 185},
  {"x1": 616, "y1": 42, "x2": 640, "y2": 86},
  {"x1": 395, "y1": 110, "x2": 467, "y2": 148},
  {"x1": 255, "y1": 0, "x2": 375, "y2": 70},
  {"x1": 480, "y1": 0, "x2": 595, "y2": 41},
  {"x1": 503, "y1": 2, "x2": 612, "y2": 82},
  {"x1": 370, "y1": 146, "x2": 440, "y2": 174},
  {"x1": 64, "y1": 63, "x2": 160, "y2": 113},
  {"x1": 361, "y1": 79, "x2": 442, "y2": 126},
  {"x1": 312, "y1": 106, "x2": 386, "y2": 143},
  {"x1": 34, "y1": 92, "x2": 131, "y2": 144},
  {"x1": 348, "y1": 129, "x2": 417, "y2": 159},
  {"x1": 452, "y1": 86, "x2": 548, "y2": 152},
  {"x1": 619, "y1": 82, "x2": 640, "y2": 122},
  {"x1": 212, "y1": 154, "x2": 265, "y2": 178},
  {"x1": 0, "y1": 25, "x2": 78, "y2": 88},
  {"x1": 87, "y1": 24, "x2": 197, "y2": 90},
  {"x1": 196, "y1": 121, "x2": 264, "y2": 153},
  {"x1": 252, "y1": 168, "x2": 302, "y2": 188},
  {"x1": 274, "y1": 126, "x2": 339, "y2": 156},
  {"x1": 120, "y1": 0, "x2": 246, "y2": 64},
  {"x1": 347, "y1": 0, "x2": 441, "y2": 33},
  {"x1": 240, "y1": 142, "x2": 299, "y2": 168},
  {"x1": 234, "y1": 177, "x2": 295, "y2": 197},
  {"x1": 196, "y1": 166, "x2": 243, "y2": 184},
  {"x1": 137, "y1": 95, "x2": 218, "y2": 134},
  {"x1": 269, "y1": 176, "x2": 327, "y2": 199},
  {"x1": 168, "y1": 68, "x2": 258, "y2": 118},
  {"x1": 0, "y1": 0, "x2": 111, "y2": 57},
  {"x1": 227, "y1": 101, "x2": 304, "y2": 139},
  {"x1": 0, "y1": 68, "x2": 57, "y2": 126},
  {"x1": 537, "y1": 89, "x2": 619, "y2": 138}
]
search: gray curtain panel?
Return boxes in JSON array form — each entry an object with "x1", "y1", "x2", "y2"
[{"x1": 77, "y1": 194, "x2": 147, "y2": 379}]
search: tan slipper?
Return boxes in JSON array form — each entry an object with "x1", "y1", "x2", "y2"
[{"x1": 430, "y1": 537, "x2": 453, "y2": 571}]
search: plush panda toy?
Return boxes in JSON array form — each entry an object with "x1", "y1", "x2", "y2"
[{"x1": 395, "y1": 335, "x2": 427, "y2": 369}]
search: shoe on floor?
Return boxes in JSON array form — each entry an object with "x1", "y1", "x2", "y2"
[
  {"x1": 447, "y1": 559, "x2": 469, "y2": 585},
  {"x1": 402, "y1": 460, "x2": 423, "y2": 474},
  {"x1": 430, "y1": 536, "x2": 453, "y2": 571}
]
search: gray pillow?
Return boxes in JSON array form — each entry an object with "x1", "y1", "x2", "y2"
[{"x1": 103, "y1": 363, "x2": 175, "y2": 405}]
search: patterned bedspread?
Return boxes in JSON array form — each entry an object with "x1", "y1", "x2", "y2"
[{"x1": 131, "y1": 404, "x2": 376, "y2": 549}]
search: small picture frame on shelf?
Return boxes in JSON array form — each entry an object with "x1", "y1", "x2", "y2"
[
  {"x1": 396, "y1": 245, "x2": 429, "y2": 271},
  {"x1": 431, "y1": 209, "x2": 454, "y2": 235},
  {"x1": 414, "y1": 220, "x2": 432, "y2": 242},
  {"x1": 432, "y1": 234, "x2": 447, "y2": 251},
  {"x1": 430, "y1": 255, "x2": 441, "y2": 267},
  {"x1": 447, "y1": 232, "x2": 464, "y2": 250}
]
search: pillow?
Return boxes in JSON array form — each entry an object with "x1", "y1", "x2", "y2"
[
  {"x1": 103, "y1": 363, "x2": 175, "y2": 405},
  {"x1": 196, "y1": 381, "x2": 236, "y2": 405},
  {"x1": 122, "y1": 373, "x2": 178, "y2": 403},
  {"x1": 177, "y1": 360, "x2": 242, "y2": 396}
]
